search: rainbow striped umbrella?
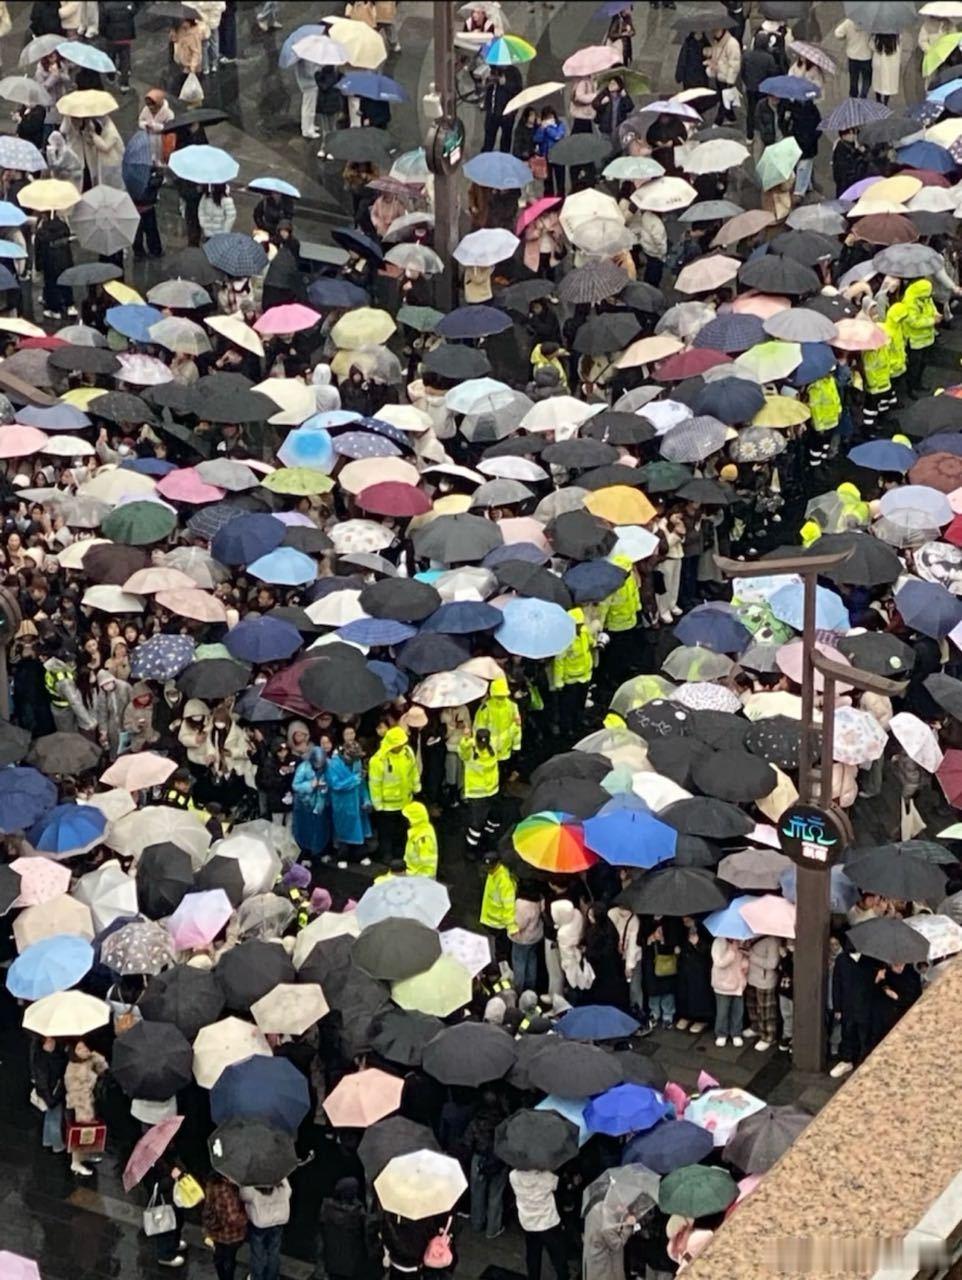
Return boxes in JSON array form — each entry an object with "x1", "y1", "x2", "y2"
[
  {"x1": 483, "y1": 34, "x2": 536, "y2": 65},
  {"x1": 513, "y1": 811, "x2": 597, "y2": 874}
]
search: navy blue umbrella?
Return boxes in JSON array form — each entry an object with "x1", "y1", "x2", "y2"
[
  {"x1": 788, "y1": 342, "x2": 835, "y2": 386},
  {"x1": 211, "y1": 514, "x2": 285, "y2": 566},
  {"x1": 224, "y1": 616, "x2": 304, "y2": 664},
  {"x1": 420, "y1": 601, "x2": 503, "y2": 634},
  {"x1": 555, "y1": 1005, "x2": 641, "y2": 1041},
  {"x1": 673, "y1": 604, "x2": 751, "y2": 653},
  {"x1": 308, "y1": 278, "x2": 369, "y2": 309},
  {"x1": 0, "y1": 766, "x2": 57, "y2": 834},
  {"x1": 622, "y1": 1119, "x2": 715, "y2": 1174},
  {"x1": 895, "y1": 578, "x2": 962, "y2": 640},
  {"x1": 122, "y1": 128, "x2": 153, "y2": 202},
  {"x1": 758, "y1": 74, "x2": 820, "y2": 101},
  {"x1": 436, "y1": 305, "x2": 513, "y2": 340},
  {"x1": 210, "y1": 1055, "x2": 310, "y2": 1133},
  {"x1": 338, "y1": 617, "x2": 418, "y2": 647},
  {"x1": 917, "y1": 432, "x2": 962, "y2": 458},
  {"x1": 563, "y1": 559, "x2": 628, "y2": 605},
  {"x1": 483, "y1": 541, "x2": 550, "y2": 567},
  {"x1": 896, "y1": 140, "x2": 954, "y2": 173},
  {"x1": 692, "y1": 313, "x2": 765, "y2": 354},
  {"x1": 693, "y1": 377, "x2": 765, "y2": 425},
  {"x1": 332, "y1": 226, "x2": 385, "y2": 262},
  {"x1": 397, "y1": 634, "x2": 471, "y2": 674},
  {"x1": 130, "y1": 634, "x2": 195, "y2": 681},
  {"x1": 203, "y1": 232, "x2": 269, "y2": 278},
  {"x1": 367, "y1": 659, "x2": 409, "y2": 698},
  {"x1": 120, "y1": 457, "x2": 178, "y2": 477},
  {"x1": 234, "y1": 685, "x2": 287, "y2": 722},
  {"x1": 187, "y1": 501, "x2": 247, "y2": 541}
]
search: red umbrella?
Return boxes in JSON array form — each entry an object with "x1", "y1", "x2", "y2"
[
  {"x1": 653, "y1": 348, "x2": 732, "y2": 382},
  {"x1": 937, "y1": 748, "x2": 962, "y2": 807},
  {"x1": 261, "y1": 657, "x2": 321, "y2": 717},
  {"x1": 20, "y1": 335, "x2": 69, "y2": 350},
  {"x1": 357, "y1": 481, "x2": 432, "y2": 518},
  {"x1": 945, "y1": 515, "x2": 962, "y2": 548},
  {"x1": 122, "y1": 1115, "x2": 184, "y2": 1191}
]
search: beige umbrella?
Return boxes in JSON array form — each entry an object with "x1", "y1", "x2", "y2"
[
  {"x1": 374, "y1": 1150, "x2": 468, "y2": 1219},
  {"x1": 323, "y1": 1067, "x2": 404, "y2": 1128},
  {"x1": 630, "y1": 177, "x2": 697, "y2": 213},
  {"x1": 559, "y1": 188, "x2": 623, "y2": 240},
  {"x1": 13, "y1": 894, "x2": 94, "y2": 952},
  {"x1": 58, "y1": 537, "x2": 110, "y2": 570},
  {"x1": 42, "y1": 434, "x2": 96, "y2": 457},
  {"x1": 373, "y1": 404, "x2": 432, "y2": 434},
  {"x1": 252, "y1": 377, "x2": 316, "y2": 426},
  {"x1": 18, "y1": 178, "x2": 81, "y2": 213},
  {"x1": 251, "y1": 982, "x2": 329, "y2": 1035},
  {"x1": 23, "y1": 990, "x2": 110, "y2": 1037},
  {"x1": 331, "y1": 308, "x2": 396, "y2": 348},
  {"x1": 100, "y1": 751, "x2": 177, "y2": 792},
  {"x1": 292, "y1": 911, "x2": 361, "y2": 969},
  {"x1": 205, "y1": 313, "x2": 265, "y2": 358},
  {"x1": 105, "y1": 805, "x2": 212, "y2": 865},
  {"x1": 503, "y1": 80, "x2": 564, "y2": 115},
  {"x1": 338, "y1": 456, "x2": 420, "y2": 495},
  {"x1": 57, "y1": 88, "x2": 118, "y2": 117},
  {"x1": 123, "y1": 567, "x2": 196, "y2": 594},
  {"x1": 616, "y1": 333, "x2": 683, "y2": 369},
  {"x1": 149, "y1": 316, "x2": 212, "y2": 356},
  {"x1": 81, "y1": 585, "x2": 145, "y2": 613},
  {"x1": 80, "y1": 468, "x2": 156, "y2": 503},
  {"x1": 324, "y1": 16, "x2": 387, "y2": 68},
  {"x1": 193, "y1": 1016, "x2": 272, "y2": 1089},
  {"x1": 155, "y1": 588, "x2": 229, "y2": 623},
  {"x1": 675, "y1": 254, "x2": 741, "y2": 296},
  {"x1": 711, "y1": 209, "x2": 776, "y2": 248},
  {"x1": 87, "y1": 787, "x2": 136, "y2": 824},
  {"x1": 0, "y1": 316, "x2": 45, "y2": 337}
]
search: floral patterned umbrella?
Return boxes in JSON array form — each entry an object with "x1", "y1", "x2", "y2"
[{"x1": 832, "y1": 707, "x2": 889, "y2": 765}]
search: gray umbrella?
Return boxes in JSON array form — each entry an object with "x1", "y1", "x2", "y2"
[
  {"x1": 557, "y1": 260, "x2": 629, "y2": 306},
  {"x1": 846, "y1": 917, "x2": 930, "y2": 966},
  {"x1": 763, "y1": 307, "x2": 837, "y2": 344},
  {"x1": 786, "y1": 203, "x2": 847, "y2": 235},
  {"x1": 844, "y1": 0, "x2": 917, "y2": 31},
  {"x1": 723, "y1": 1105, "x2": 811, "y2": 1174},
  {"x1": 72, "y1": 185, "x2": 140, "y2": 255},
  {"x1": 873, "y1": 244, "x2": 943, "y2": 278},
  {"x1": 196, "y1": 459, "x2": 259, "y2": 491},
  {"x1": 469, "y1": 477, "x2": 534, "y2": 508},
  {"x1": 678, "y1": 200, "x2": 743, "y2": 223}
]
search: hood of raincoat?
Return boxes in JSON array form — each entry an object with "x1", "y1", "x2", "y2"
[
  {"x1": 489, "y1": 676, "x2": 510, "y2": 697},
  {"x1": 402, "y1": 800, "x2": 429, "y2": 827},
  {"x1": 382, "y1": 726, "x2": 409, "y2": 750},
  {"x1": 904, "y1": 279, "x2": 933, "y2": 307},
  {"x1": 610, "y1": 553, "x2": 634, "y2": 573},
  {"x1": 568, "y1": 606, "x2": 586, "y2": 625}
]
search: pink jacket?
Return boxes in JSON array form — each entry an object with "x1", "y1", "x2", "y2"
[{"x1": 710, "y1": 939, "x2": 749, "y2": 996}]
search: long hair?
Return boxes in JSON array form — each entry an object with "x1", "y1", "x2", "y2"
[{"x1": 873, "y1": 33, "x2": 899, "y2": 56}]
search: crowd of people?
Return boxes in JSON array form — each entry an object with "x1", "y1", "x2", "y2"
[{"x1": 4, "y1": 2, "x2": 962, "y2": 1280}]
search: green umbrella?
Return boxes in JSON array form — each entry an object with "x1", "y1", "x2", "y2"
[
  {"x1": 756, "y1": 137, "x2": 802, "y2": 191},
  {"x1": 637, "y1": 461, "x2": 692, "y2": 493},
  {"x1": 101, "y1": 500, "x2": 178, "y2": 546},
  {"x1": 735, "y1": 340, "x2": 802, "y2": 382},
  {"x1": 592, "y1": 66, "x2": 650, "y2": 96},
  {"x1": 397, "y1": 305, "x2": 444, "y2": 333},
  {"x1": 658, "y1": 1164, "x2": 738, "y2": 1217}
]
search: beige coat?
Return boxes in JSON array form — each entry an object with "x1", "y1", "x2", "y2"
[
  {"x1": 65, "y1": 1051, "x2": 108, "y2": 1122},
  {"x1": 705, "y1": 32, "x2": 741, "y2": 86}
]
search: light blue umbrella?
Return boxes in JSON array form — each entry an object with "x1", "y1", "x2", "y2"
[
  {"x1": 704, "y1": 894, "x2": 759, "y2": 940},
  {"x1": 463, "y1": 152, "x2": 534, "y2": 190},
  {"x1": 356, "y1": 876, "x2": 451, "y2": 929},
  {"x1": 927, "y1": 77, "x2": 962, "y2": 103},
  {"x1": 769, "y1": 581, "x2": 849, "y2": 632},
  {"x1": 0, "y1": 201, "x2": 26, "y2": 228},
  {"x1": 247, "y1": 547, "x2": 318, "y2": 586},
  {"x1": 279, "y1": 22, "x2": 329, "y2": 68},
  {"x1": 848, "y1": 440, "x2": 916, "y2": 473},
  {"x1": 536, "y1": 1095, "x2": 591, "y2": 1146},
  {"x1": 495, "y1": 598, "x2": 575, "y2": 659},
  {"x1": 779, "y1": 864, "x2": 857, "y2": 913},
  {"x1": 0, "y1": 239, "x2": 27, "y2": 260},
  {"x1": 169, "y1": 145, "x2": 239, "y2": 185},
  {"x1": 0, "y1": 136, "x2": 46, "y2": 171},
  {"x1": 583, "y1": 808, "x2": 676, "y2": 868},
  {"x1": 106, "y1": 303, "x2": 163, "y2": 343},
  {"x1": 337, "y1": 71, "x2": 408, "y2": 102},
  {"x1": 57, "y1": 39, "x2": 116, "y2": 72},
  {"x1": 249, "y1": 176, "x2": 301, "y2": 198},
  {"x1": 7, "y1": 933, "x2": 94, "y2": 1000},
  {"x1": 277, "y1": 424, "x2": 335, "y2": 471}
]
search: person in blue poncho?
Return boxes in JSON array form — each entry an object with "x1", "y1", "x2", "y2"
[
  {"x1": 326, "y1": 727, "x2": 372, "y2": 868},
  {"x1": 291, "y1": 745, "x2": 331, "y2": 862}
]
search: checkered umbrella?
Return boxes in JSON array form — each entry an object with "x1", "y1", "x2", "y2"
[{"x1": 203, "y1": 232, "x2": 269, "y2": 278}]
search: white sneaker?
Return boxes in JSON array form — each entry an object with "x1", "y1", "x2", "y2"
[
  {"x1": 360, "y1": 857, "x2": 372, "y2": 866},
  {"x1": 742, "y1": 1027, "x2": 758, "y2": 1039},
  {"x1": 714, "y1": 1036, "x2": 727, "y2": 1047},
  {"x1": 158, "y1": 1260, "x2": 185, "y2": 1269},
  {"x1": 688, "y1": 1022, "x2": 706, "y2": 1034},
  {"x1": 754, "y1": 1039, "x2": 771, "y2": 1052},
  {"x1": 659, "y1": 611, "x2": 673, "y2": 624},
  {"x1": 302, "y1": 130, "x2": 320, "y2": 138},
  {"x1": 732, "y1": 1036, "x2": 744, "y2": 1047},
  {"x1": 71, "y1": 1161, "x2": 93, "y2": 1176},
  {"x1": 829, "y1": 1060, "x2": 854, "y2": 1079},
  {"x1": 675, "y1": 1018, "x2": 689, "y2": 1031},
  {"x1": 336, "y1": 860, "x2": 348, "y2": 869}
]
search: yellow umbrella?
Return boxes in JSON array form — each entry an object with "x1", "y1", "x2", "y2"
[
  {"x1": 331, "y1": 308, "x2": 396, "y2": 349},
  {"x1": 57, "y1": 88, "x2": 119, "y2": 117},
  {"x1": 0, "y1": 316, "x2": 45, "y2": 337},
  {"x1": 339, "y1": 456, "x2": 420, "y2": 495},
  {"x1": 503, "y1": 80, "x2": 565, "y2": 115},
  {"x1": 261, "y1": 467, "x2": 334, "y2": 496},
  {"x1": 325, "y1": 16, "x2": 387, "y2": 68},
  {"x1": 61, "y1": 387, "x2": 109, "y2": 408},
  {"x1": 616, "y1": 333, "x2": 683, "y2": 369},
  {"x1": 922, "y1": 117, "x2": 962, "y2": 147},
  {"x1": 408, "y1": 494, "x2": 472, "y2": 531},
  {"x1": 17, "y1": 178, "x2": 80, "y2": 212},
  {"x1": 104, "y1": 279, "x2": 144, "y2": 305},
  {"x1": 751, "y1": 394, "x2": 810, "y2": 428},
  {"x1": 23, "y1": 990, "x2": 110, "y2": 1037},
  {"x1": 867, "y1": 174, "x2": 922, "y2": 205},
  {"x1": 206, "y1": 313, "x2": 265, "y2": 357},
  {"x1": 392, "y1": 953, "x2": 473, "y2": 1017},
  {"x1": 585, "y1": 485, "x2": 656, "y2": 525}
]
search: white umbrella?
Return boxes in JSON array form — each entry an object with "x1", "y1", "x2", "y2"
[
  {"x1": 905, "y1": 912, "x2": 962, "y2": 960},
  {"x1": 679, "y1": 139, "x2": 750, "y2": 174},
  {"x1": 192, "y1": 1016, "x2": 272, "y2": 1089},
  {"x1": 251, "y1": 983, "x2": 329, "y2": 1035},
  {"x1": 439, "y1": 927, "x2": 492, "y2": 978},
  {"x1": 293, "y1": 911, "x2": 361, "y2": 969},
  {"x1": 13, "y1": 895, "x2": 94, "y2": 952},
  {"x1": 205, "y1": 832, "x2": 280, "y2": 898},
  {"x1": 71, "y1": 185, "x2": 139, "y2": 254},
  {"x1": 87, "y1": 788, "x2": 136, "y2": 824},
  {"x1": 104, "y1": 806, "x2": 212, "y2": 865},
  {"x1": 453, "y1": 228, "x2": 519, "y2": 267},
  {"x1": 630, "y1": 177, "x2": 697, "y2": 213},
  {"x1": 520, "y1": 397, "x2": 604, "y2": 434},
  {"x1": 889, "y1": 711, "x2": 943, "y2": 772},
  {"x1": 23, "y1": 990, "x2": 109, "y2": 1037},
  {"x1": 72, "y1": 859, "x2": 138, "y2": 932},
  {"x1": 375, "y1": 1150, "x2": 467, "y2": 1219},
  {"x1": 305, "y1": 588, "x2": 366, "y2": 626}
]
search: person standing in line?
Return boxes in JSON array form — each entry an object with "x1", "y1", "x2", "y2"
[
  {"x1": 240, "y1": 1179, "x2": 292, "y2": 1280},
  {"x1": 99, "y1": 0, "x2": 136, "y2": 92},
  {"x1": 711, "y1": 937, "x2": 749, "y2": 1047},
  {"x1": 510, "y1": 1166, "x2": 569, "y2": 1280},
  {"x1": 834, "y1": 14, "x2": 872, "y2": 97},
  {"x1": 871, "y1": 32, "x2": 900, "y2": 105},
  {"x1": 202, "y1": 1171, "x2": 248, "y2": 1280}
]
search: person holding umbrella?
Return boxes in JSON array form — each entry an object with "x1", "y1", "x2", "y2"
[{"x1": 34, "y1": 207, "x2": 74, "y2": 320}]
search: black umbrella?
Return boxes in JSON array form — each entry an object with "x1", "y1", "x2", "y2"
[
  {"x1": 88, "y1": 390, "x2": 157, "y2": 425},
  {"x1": 737, "y1": 256, "x2": 820, "y2": 295},
  {"x1": 837, "y1": 632, "x2": 914, "y2": 677},
  {"x1": 660, "y1": 797, "x2": 754, "y2": 839},
  {"x1": 548, "y1": 133, "x2": 611, "y2": 167},
  {"x1": 166, "y1": 246, "x2": 220, "y2": 285},
  {"x1": 195, "y1": 854, "x2": 246, "y2": 907},
  {"x1": 494, "y1": 1110, "x2": 579, "y2": 1172},
  {"x1": 27, "y1": 732, "x2": 101, "y2": 775},
  {"x1": 687, "y1": 708, "x2": 750, "y2": 752},
  {"x1": 160, "y1": 106, "x2": 230, "y2": 132},
  {"x1": 177, "y1": 658, "x2": 250, "y2": 701},
  {"x1": 209, "y1": 1119, "x2": 298, "y2": 1185},
  {"x1": 297, "y1": 933, "x2": 356, "y2": 987},
  {"x1": 672, "y1": 7, "x2": 735, "y2": 32},
  {"x1": 496, "y1": 279, "x2": 555, "y2": 312},
  {"x1": 0, "y1": 719, "x2": 31, "y2": 766},
  {"x1": 618, "y1": 867, "x2": 729, "y2": 915},
  {"x1": 49, "y1": 345, "x2": 120, "y2": 376},
  {"x1": 744, "y1": 716, "x2": 818, "y2": 771},
  {"x1": 582, "y1": 412, "x2": 655, "y2": 446},
  {"x1": 370, "y1": 1008, "x2": 444, "y2": 1066},
  {"x1": 723, "y1": 1105, "x2": 811, "y2": 1175},
  {"x1": 83, "y1": 543, "x2": 149, "y2": 585},
  {"x1": 422, "y1": 345, "x2": 491, "y2": 379},
  {"x1": 322, "y1": 966, "x2": 392, "y2": 1021},
  {"x1": 186, "y1": 373, "x2": 277, "y2": 423},
  {"x1": 924, "y1": 672, "x2": 962, "y2": 719},
  {"x1": 58, "y1": 262, "x2": 122, "y2": 287},
  {"x1": 677, "y1": 478, "x2": 734, "y2": 506},
  {"x1": 422, "y1": 1022, "x2": 517, "y2": 1086},
  {"x1": 522, "y1": 777, "x2": 610, "y2": 819},
  {"x1": 353, "y1": 919, "x2": 441, "y2": 982},
  {"x1": 111, "y1": 1019, "x2": 193, "y2": 1099},
  {"x1": 482, "y1": 434, "x2": 548, "y2": 458},
  {"x1": 299, "y1": 653, "x2": 389, "y2": 715},
  {"x1": 139, "y1": 966, "x2": 225, "y2": 1039},
  {"x1": 637, "y1": 461, "x2": 692, "y2": 492},
  {"x1": 530, "y1": 752, "x2": 612, "y2": 787},
  {"x1": 572, "y1": 313, "x2": 640, "y2": 356},
  {"x1": 621, "y1": 281, "x2": 666, "y2": 312},
  {"x1": 805, "y1": 293, "x2": 856, "y2": 321},
  {"x1": 646, "y1": 737, "x2": 711, "y2": 787},
  {"x1": 495, "y1": 561, "x2": 572, "y2": 608},
  {"x1": 846, "y1": 917, "x2": 929, "y2": 966},
  {"x1": 526, "y1": 1040, "x2": 624, "y2": 1099},
  {"x1": 357, "y1": 1116, "x2": 441, "y2": 1180},
  {"x1": 325, "y1": 126, "x2": 395, "y2": 164},
  {"x1": 902, "y1": 396, "x2": 962, "y2": 438},
  {"x1": 672, "y1": 834, "x2": 722, "y2": 867},
  {"x1": 614, "y1": 1050, "x2": 668, "y2": 1089},
  {"x1": 360, "y1": 578, "x2": 441, "y2": 623},
  {"x1": 770, "y1": 230, "x2": 839, "y2": 266},
  {"x1": 268, "y1": 605, "x2": 323, "y2": 636},
  {"x1": 557, "y1": 260, "x2": 628, "y2": 306},
  {"x1": 626, "y1": 699, "x2": 691, "y2": 740},
  {"x1": 216, "y1": 940, "x2": 296, "y2": 1011},
  {"x1": 413, "y1": 513, "x2": 502, "y2": 564},
  {"x1": 282, "y1": 526, "x2": 333, "y2": 556},
  {"x1": 887, "y1": 839, "x2": 957, "y2": 866},
  {"x1": 579, "y1": 464, "x2": 649, "y2": 491},
  {"x1": 542, "y1": 439, "x2": 620, "y2": 471},
  {"x1": 547, "y1": 510, "x2": 616, "y2": 561},
  {"x1": 691, "y1": 749, "x2": 776, "y2": 803},
  {"x1": 804, "y1": 532, "x2": 901, "y2": 587},
  {"x1": 397, "y1": 633, "x2": 470, "y2": 675},
  {"x1": 136, "y1": 842, "x2": 194, "y2": 918},
  {"x1": 844, "y1": 850, "x2": 946, "y2": 904}
]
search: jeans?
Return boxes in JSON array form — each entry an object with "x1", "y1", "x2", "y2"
[
  {"x1": 470, "y1": 1153, "x2": 508, "y2": 1238},
  {"x1": 524, "y1": 1226, "x2": 568, "y2": 1280},
  {"x1": 649, "y1": 992, "x2": 676, "y2": 1026},
  {"x1": 779, "y1": 994, "x2": 794, "y2": 1042},
  {"x1": 714, "y1": 993, "x2": 744, "y2": 1039},
  {"x1": 512, "y1": 941, "x2": 539, "y2": 992},
  {"x1": 794, "y1": 156, "x2": 814, "y2": 197},
  {"x1": 248, "y1": 1224, "x2": 283, "y2": 1280},
  {"x1": 213, "y1": 1241, "x2": 241, "y2": 1280},
  {"x1": 109, "y1": 41, "x2": 131, "y2": 87},
  {"x1": 848, "y1": 58, "x2": 871, "y2": 97},
  {"x1": 42, "y1": 1102, "x2": 65, "y2": 1152},
  {"x1": 202, "y1": 27, "x2": 220, "y2": 73}
]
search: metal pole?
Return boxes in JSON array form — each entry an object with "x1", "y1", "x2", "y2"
[
  {"x1": 797, "y1": 571, "x2": 816, "y2": 805},
  {"x1": 433, "y1": 0, "x2": 460, "y2": 314}
]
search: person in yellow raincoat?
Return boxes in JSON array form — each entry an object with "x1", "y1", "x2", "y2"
[
  {"x1": 599, "y1": 553, "x2": 641, "y2": 701},
  {"x1": 402, "y1": 801, "x2": 438, "y2": 878},
  {"x1": 883, "y1": 296, "x2": 908, "y2": 405},
  {"x1": 480, "y1": 850, "x2": 517, "y2": 945},
  {"x1": 458, "y1": 727, "x2": 500, "y2": 856},
  {"x1": 548, "y1": 606, "x2": 597, "y2": 738},
  {"x1": 859, "y1": 298, "x2": 893, "y2": 429},
  {"x1": 368, "y1": 726, "x2": 420, "y2": 860},
  {"x1": 900, "y1": 278, "x2": 938, "y2": 396},
  {"x1": 473, "y1": 676, "x2": 522, "y2": 762}
]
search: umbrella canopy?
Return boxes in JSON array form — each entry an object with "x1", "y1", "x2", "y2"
[
  {"x1": 358, "y1": 1116, "x2": 441, "y2": 1180},
  {"x1": 23, "y1": 989, "x2": 109, "y2": 1037},
  {"x1": 659, "y1": 1164, "x2": 738, "y2": 1216},
  {"x1": 846, "y1": 916, "x2": 930, "y2": 965},
  {"x1": 112, "y1": 1019, "x2": 193, "y2": 1100},
  {"x1": 392, "y1": 954, "x2": 472, "y2": 1017},
  {"x1": 527, "y1": 1041, "x2": 624, "y2": 1099},
  {"x1": 353, "y1": 918, "x2": 442, "y2": 982},
  {"x1": 845, "y1": 849, "x2": 946, "y2": 903},
  {"x1": 216, "y1": 939, "x2": 296, "y2": 1010},
  {"x1": 324, "y1": 1067, "x2": 405, "y2": 1128},
  {"x1": 495, "y1": 1110, "x2": 580, "y2": 1172},
  {"x1": 422, "y1": 1022, "x2": 517, "y2": 1086},
  {"x1": 140, "y1": 966, "x2": 225, "y2": 1040},
  {"x1": 209, "y1": 1119, "x2": 298, "y2": 1186},
  {"x1": 723, "y1": 1105, "x2": 811, "y2": 1174},
  {"x1": 7, "y1": 934, "x2": 94, "y2": 1000},
  {"x1": 375, "y1": 1150, "x2": 467, "y2": 1220},
  {"x1": 123, "y1": 1116, "x2": 184, "y2": 1192}
]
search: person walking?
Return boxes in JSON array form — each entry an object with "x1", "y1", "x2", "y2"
[
  {"x1": 202, "y1": 1171, "x2": 248, "y2": 1280},
  {"x1": 549, "y1": 608, "x2": 596, "y2": 740},
  {"x1": 34, "y1": 209, "x2": 73, "y2": 320},
  {"x1": 99, "y1": 0, "x2": 136, "y2": 92},
  {"x1": 834, "y1": 14, "x2": 872, "y2": 97},
  {"x1": 241, "y1": 1179, "x2": 292, "y2": 1280},
  {"x1": 871, "y1": 32, "x2": 900, "y2": 105},
  {"x1": 401, "y1": 799, "x2": 438, "y2": 878}
]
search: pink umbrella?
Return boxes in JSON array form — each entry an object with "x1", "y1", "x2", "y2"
[
  {"x1": 516, "y1": 196, "x2": 562, "y2": 234},
  {"x1": 168, "y1": 889, "x2": 234, "y2": 950},
  {"x1": 100, "y1": 751, "x2": 177, "y2": 792},
  {"x1": 726, "y1": 293, "x2": 791, "y2": 319},
  {"x1": 157, "y1": 468, "x2": 226, "y2": 504},
  {"x1": 499, "y1": 516, "x2": 550, "y2": 548},
  {"x1": 122, "y1": 1115, "x2": 184, "y2": 1191},
  {"x1": 254, "y1": 304, "x2": 322, "y2": 335},
  {"x1": 10, "y1": 856, "x2": 70, "y2": 906},
  {"x1": 0, "y1": 1253, "x2": 41, "y2": 1280},
  {"x1": 123, "y1": 567, "x2": 197, "y2": 594},
  {"x1": 155, "y1": 588, "x2": 228, "y2": 623},
  {"x1": 323, "y1": 1067, "x2": 404, "y2": 1128},
  {"x1": 561, "y1": 45, "x2": 620, "y2": 76},
  {"x1": 739, "y1": 894, "x2": 796, "y2": 938},
  {"x1": 776, "y1": 639, "x2": 852, "y2": 694},
  {"x1": 0, "y1": 425, "x2": 46, "y2": 459}
]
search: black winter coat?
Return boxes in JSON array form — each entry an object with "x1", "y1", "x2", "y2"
[
  {"x1": 483, "y1": 66, "x2": 522, "y2": 120},
  {"x1": 34, "y1": 215, "x2": 74, "y2": 279},
  {"x1": 30, "y1": 1, "x2": 62, "y2": 35},
  {"x1": 319, "y1": 1198, "x2": 371, "y2": 1279},
  {"x1": 30, "y1": 1040, "x2": 67, "y2": 1108},
  {"x1": 832, "y1": 138, "x2": 867, "y2": 198},
  {"x1": 784, "y1": 100, "x2": 821, "y2": 159},
  {"x1": 100, "y1": 1, "x2": 136, "y2": 42},
  {"x1": 741, "y1": 47, "x2": 778, "y2": 92},
  {"x1": 594, "y1": 90, "x2": 634, "y2": 137},
  {"x1": 832, "y1": 949, "x2": 876, "y2": 1025},
  {"x1": 675, "y1": 34, "x2": 709, "y2": 88}
]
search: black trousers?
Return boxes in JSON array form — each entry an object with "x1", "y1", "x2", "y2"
[
  {"x1": 745, "y1": 89, "x2": 760, "y2": 140},
  {"x1": 906, "y1": 344, "x2": 927, "y2": 395},
  {"x1": 838, "y1": 1015, "x2": 874, "y2": 1065},
  {"x1": 556, "y1": 682, "x2": 589, "y2": 740},
  {"x1": 483, "y1": 113, "x2": 514, "y2": 152},
  {"x1": 213, "y1": 1242, "x2": 241, "y2": 1280},
  {"x1": 134, "y1": 207, "x2": 162, "y2": 257},
  {"x1": 524, "y1": 1226, "x2": 568, "y2": 1280},
  {"x1": 848, "y1": 58, "x2": 871, "y2": 98},
  {"x1": 41, "y1": 277, "x2": 71, "y2": 315},
  {"x1": 373, "y1": 808, "x2": 404, "y2": 860},
  {"x1": 109, "y1": 41, "x2": 131, "y2": 86}
]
